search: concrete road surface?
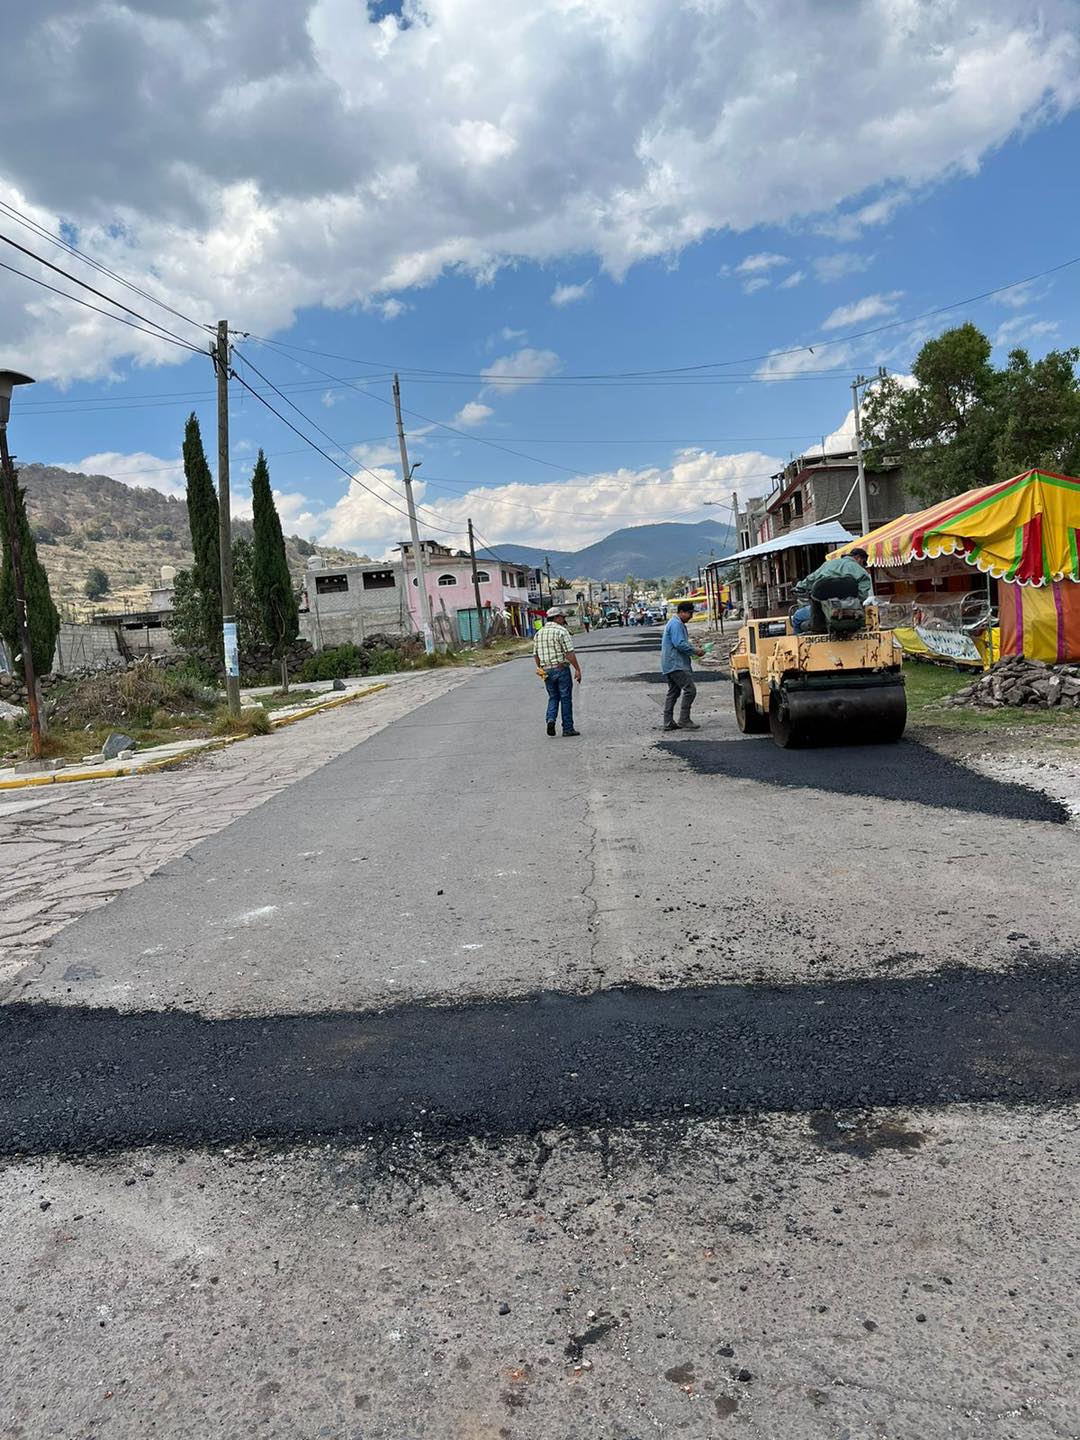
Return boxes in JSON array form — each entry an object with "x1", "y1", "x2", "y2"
[{"x1": 2, "y1": 631, "x2": 1078, "y2": 1439}]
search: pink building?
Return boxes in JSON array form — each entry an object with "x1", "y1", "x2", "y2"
[{"x1": 397, "y1": 540, "x2": 532, "y2": 642}]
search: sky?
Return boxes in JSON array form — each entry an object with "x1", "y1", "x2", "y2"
[{"x1": 4, "y1": 0, "x2": 1080, "y2": 560}]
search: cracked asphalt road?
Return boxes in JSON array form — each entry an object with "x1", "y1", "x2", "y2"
[{"x1": 3, "y1": 632, "x2": 1079, "y2": 1439}]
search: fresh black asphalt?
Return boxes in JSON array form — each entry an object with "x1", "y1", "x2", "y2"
[
  {"x1": 660, "y1": 738, "x2": 1070, "y2": 822},
  {"x1": 3, "y1": 963, "x2": 1079, "y2": 1156}
]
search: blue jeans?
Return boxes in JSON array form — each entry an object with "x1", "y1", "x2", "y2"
[
  {"x1": 544, "y1": 666, "x2": 574, "y2": 731},
  {"x1": 792, "y1": 604, "x2": 812, "y2": 634}
]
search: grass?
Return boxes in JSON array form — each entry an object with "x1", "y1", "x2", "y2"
[{"x1": 903, "y1": 657, "x2": 1080, "y2": 730}]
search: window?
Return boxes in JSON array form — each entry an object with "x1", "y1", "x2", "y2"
[
  {"x1": 438, "y1": 573, "x2": 457, "y2": 586},
  {"x1": 315, "y1": 573, "x2": 348, "y2": 594},
  {"x1": 474, "y1": 569, "x2": 491, "y2": 583},
  {"x1": 793, "y1": 491, "x2": 804, "y2": 518},
  {"x1": 781, "y1": 502, "x2": 792, "y2": 526},
  {"x1": 501, "y1": 569, "x2": 509, "y2": 585},
  {"x1": 362, "y1": 570, "x2": 396, "y2": 590}
]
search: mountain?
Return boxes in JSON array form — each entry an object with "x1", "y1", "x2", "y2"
[
  {"x1": 479, "y1": 519, "x2": 736, "y2": 582},
  {"x1": 17, "y1": 464, "x2": 360, "y2": 618}
]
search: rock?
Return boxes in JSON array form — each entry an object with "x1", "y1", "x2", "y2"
[
  {"x1": 102, "y1": 732, "x2": 137, "y2": 760},
  {"x1": 332, "y1": 678, "x2": 347, "y2": 691},
  {"x1": 498, "y1": 1302, "x2": 511, "y2": 1316},
  {"x1": 0, "y1": 699, "x2": 25, "y2": 721},
  {"x1": 13, "y1": 760, "x2": 47, "y2": 775},
  {"x1": 736, "y1": 1369, "x2": 753, "y2": 1382},
  {"x1": 116, "y1": 750, "x2": 136, "y2": 761}
]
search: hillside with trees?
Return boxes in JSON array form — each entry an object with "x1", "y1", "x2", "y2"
[{"x1": 16, "y1": 462, "x2": 360, "y2": 617}]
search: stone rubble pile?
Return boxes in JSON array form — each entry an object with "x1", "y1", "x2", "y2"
[{"x1": 944, "y1": 655, "x2": 1080, "y2": 709}]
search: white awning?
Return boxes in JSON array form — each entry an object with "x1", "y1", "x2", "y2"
[{"x1": 711, "y1": 521, "x2": 856, "y2": 565}]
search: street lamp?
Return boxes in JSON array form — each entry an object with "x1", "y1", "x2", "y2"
[{"x1": 0, "y1": 369, "x2": 44, "y2": 760}]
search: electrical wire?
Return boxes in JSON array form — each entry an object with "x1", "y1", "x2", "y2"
[
  {"x1": 0, "y1": 197, "x2": 212, "y2": 338},
  {"x1": 243, "y1": 250, "x2": 1080, "y2": 380},
  {"x1": 0, "y1": 256, "x2": 206, "y2": 356},
  {"x1": 226, "y1": 365, "x2": 467, "y2": 538},
  {"x1": 0, "y1": 230, "x2": 208, "y2": 353}
]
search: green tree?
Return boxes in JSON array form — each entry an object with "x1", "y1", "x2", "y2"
[
  {"x1": 182, "y1": 412, "x2": 222, "y2": 648},
  {"x1": 0, "y1": 473, "x2": 61, "y2": 680},
  {"x1": 250, "y1": 451, "x2": 299, "y2": 692},
  {"x1": 995, "y1": 346, "x2": 1080, "y2": 480},
  {"x1": 84, "y1": 565, "x2": 110, "y2": 600},
  {"x1": 863, "y1": 324, "x2": 1080, "y2": 503},
  {"x1": 554, "y1": 574, "x2": 571, "y2": 589},
  {"x1": 168, "y1": 541, "x2": 260, "y2": 671}
]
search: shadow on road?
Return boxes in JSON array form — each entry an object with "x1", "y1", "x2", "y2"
[
  {"x1": 4, "y1": 962, "x2": 1079, "y2": 1155},
  {"x1": 658, "y1": 737, "x2": 1068, "y2": 822}
]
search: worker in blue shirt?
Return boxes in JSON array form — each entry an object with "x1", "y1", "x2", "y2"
[{"x1": 660, "y1": 601, "x2": 704, "y2": 731}]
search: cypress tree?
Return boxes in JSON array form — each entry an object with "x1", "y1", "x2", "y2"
[
  {"x1": 251, "y1": 450, "x2": 299, "y2": 692},
  {"x1": 0, "y1": 472, "x2": 61, "y2": 680},
  {"x1": 182, "y1": 412, "x2": 221, "y2": 650}
]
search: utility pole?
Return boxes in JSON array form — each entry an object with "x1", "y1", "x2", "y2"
[
  {"x1": 545, "y1": 555, "x2": 553, "y2": 608},
  {"x1": 0, "y1": 371, "x2": 42, "y2": 759},
  {"x1": 393, "y1": 374, "x2": 434, "y2": 653},
  {"x1": 214, "y1": 321, "x2": 241, "y2": 717},
  {"x1": 851, "y1": 368, "x2": 886, "y2": 538},
  {"x1": 467, "y1": 518, "x2": 486, "y2": 646}
]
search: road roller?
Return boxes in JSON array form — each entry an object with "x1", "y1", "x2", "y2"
[{"x1": 730, "y1": 602, "x2": 906, "y2": 748}]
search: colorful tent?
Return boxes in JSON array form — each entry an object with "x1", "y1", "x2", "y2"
[
  {"x1": 831, "y1": 469, "x2": 1080, "y2": 585},
  {"x1": 831, "y1": 469, "x2": 1080, "y2": 662}
]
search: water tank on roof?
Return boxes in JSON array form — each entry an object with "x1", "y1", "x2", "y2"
[{"x1": 160, "y1": 565, "x2": 176, "y2": 585}]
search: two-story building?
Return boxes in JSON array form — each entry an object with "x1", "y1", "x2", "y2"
[
  {"x1": 396, "y1": 540, "x2": 533, "y2": 643},
  {"x1": 711, "y1": 449, "x2": 919, "y2": 618},
  {"x1": 298, "y1": 557, "x2": 410, "y2": 648}
]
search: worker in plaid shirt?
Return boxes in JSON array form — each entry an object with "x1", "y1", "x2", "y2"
[{"x1": 533, "y1": 604, "x2": 582, "y2": 737}]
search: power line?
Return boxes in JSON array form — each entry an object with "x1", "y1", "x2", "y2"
[
  {"x1": 245, "y1": 250, "x2": 1080, "y2": 381},
  {"x1": 0, "y1": 256, "x2": 206, "y2": 356},
  {"x1": 0, "y1": 197, "x2": 211, "y2": 338},
  {"x1": 226, "y1": 364, "x2": 466, "y2": 538},
  {"x1": 0, "y1": 230, "x2": 208, "y2": 353}
]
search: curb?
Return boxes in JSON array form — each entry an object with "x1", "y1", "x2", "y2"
[{"x1": 0, "y1": 682, "x2": 390, "y2": 792}]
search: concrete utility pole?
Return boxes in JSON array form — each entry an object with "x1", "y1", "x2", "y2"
[
  {"x1": 214, "y1": 321, "x2": 242, "y2": 717},
  {"x1": 393, "y1": 374, "x2": 434, "y2": 654},
  {"x1": 545, "y1": 555, "x2": 553, "y2": 606},
  {"x1": 851, "y1": 367, "x2": 887, "y2": 538},
  {"x1": 0, "y1": 371, "x2": 42, "y2": 759},
  {"x1": 467, "y1": 518, "x2": 486, "y2": 646}
]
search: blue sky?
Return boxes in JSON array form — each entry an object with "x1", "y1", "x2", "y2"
[{"x1": 4, "y1": 0, "x2": 1080, "y2": 558}]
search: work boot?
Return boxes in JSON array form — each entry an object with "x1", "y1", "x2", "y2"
[
  {"x1": 547, "y1": 721, "x2": 556, "y2": 736},
  {"x1": 562, "y1": 729, "x2": 581, "y2": 737},
  {"x1": 679, "y1": 719, "x2": 700, "y2": 730},
  {"x1": 662, "y1": 721, "x2": 680, "y2": 731}
]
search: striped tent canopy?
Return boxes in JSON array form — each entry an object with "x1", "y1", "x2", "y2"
[{"x1": 830, "y1": 469, "x2": 1080, "y2": 586}]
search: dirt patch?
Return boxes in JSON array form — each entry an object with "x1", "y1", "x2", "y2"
[{"x1": 808, "y1": 1110, "x2": 927, "y2": 1158}]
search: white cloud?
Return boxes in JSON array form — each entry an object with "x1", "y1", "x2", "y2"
[
  {"x1": 777, "y1": 269, "x2": 805, "y2": 290},
  {"x1": 480, "y1": 347, "x2": 561, "y2": 393},
  {"x1": 1, "y1": 1, "x2": 1077, "y2": 383},
  {"x1": 818, "y1": 191, "x2": 910, "y2": 242},
  {"x1": 454, "y1": 400, "x2": 495, "y2": 426},
  {"x1": 813, "y1": 252, "x2": 872, "y2": 283},
  {"x1": 321, "y1": 389, "x2": 343, "y2": 408},
  {"x1": 550, "y1": 280, "x2": 592, "y2": 307},
  {"x1": 742, "y1": 276, "x2": 770, "y2": 295},
  {"x1": 735, "y1": 252, "x2": 789, "y2": 276},
  {"x1": 993, "y1": 315, "x2": 1060, "y2": 348},
  {"x1": 500, "y1": 327, "x2": 527, "y2": 342},
  {"x1": 314, "y1": 447, "x2": 781, "y2": 555},
  {"x1": 755, "y1": 344, "x2": 848, "y2": 381},
  {"x1": 64, "y1": 451, "x2": 187, "y2": 500},
  {"x1": 822, "y1": 292, "x2": 903, "y2": 331},
  {"x1": 376, "y1": 298, "x2": 407, "y2": 321}
]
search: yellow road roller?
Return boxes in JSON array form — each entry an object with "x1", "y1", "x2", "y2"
[{"x1": 730, "y1": 605, "x2": 906, "y2": 748}]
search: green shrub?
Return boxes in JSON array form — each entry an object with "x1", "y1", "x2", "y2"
[
  {"x1": 299, "y1": 644, "x2": 365, "y2": 682},
  {"x1": 211, "y1": 706, "x2": 272, "y2": 738},
  {"x1": 366, "y1": 647, "x2": 401, "y2": 675}
]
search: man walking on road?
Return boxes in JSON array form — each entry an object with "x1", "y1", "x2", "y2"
[
  {"x1": 661, "y1": 600, "x2": 703, "y2": 731},
  {"x1": 534, "y1": 604, "x2": 582, "y2": 737}
]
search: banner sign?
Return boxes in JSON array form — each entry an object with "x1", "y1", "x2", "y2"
[
  {"x1": 914, "y1": 623, "x2": 981, "y2": 663},
  {"x1": 222, "y1": 622, "x2": 240, "y2": 678}
]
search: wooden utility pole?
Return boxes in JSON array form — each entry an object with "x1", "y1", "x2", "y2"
[
  {"x1": 393, "y1": 374, "x2": 435, "y2": 653},
  {"x1": 0, "y1": 425, "x2": 42, "y2": 758},
  {"x1": 467, "y1": 518, "x2": 487, "y2": 646},
  {"x1": 214, "y1": 321, "x2": 241, "y2": 717}
]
